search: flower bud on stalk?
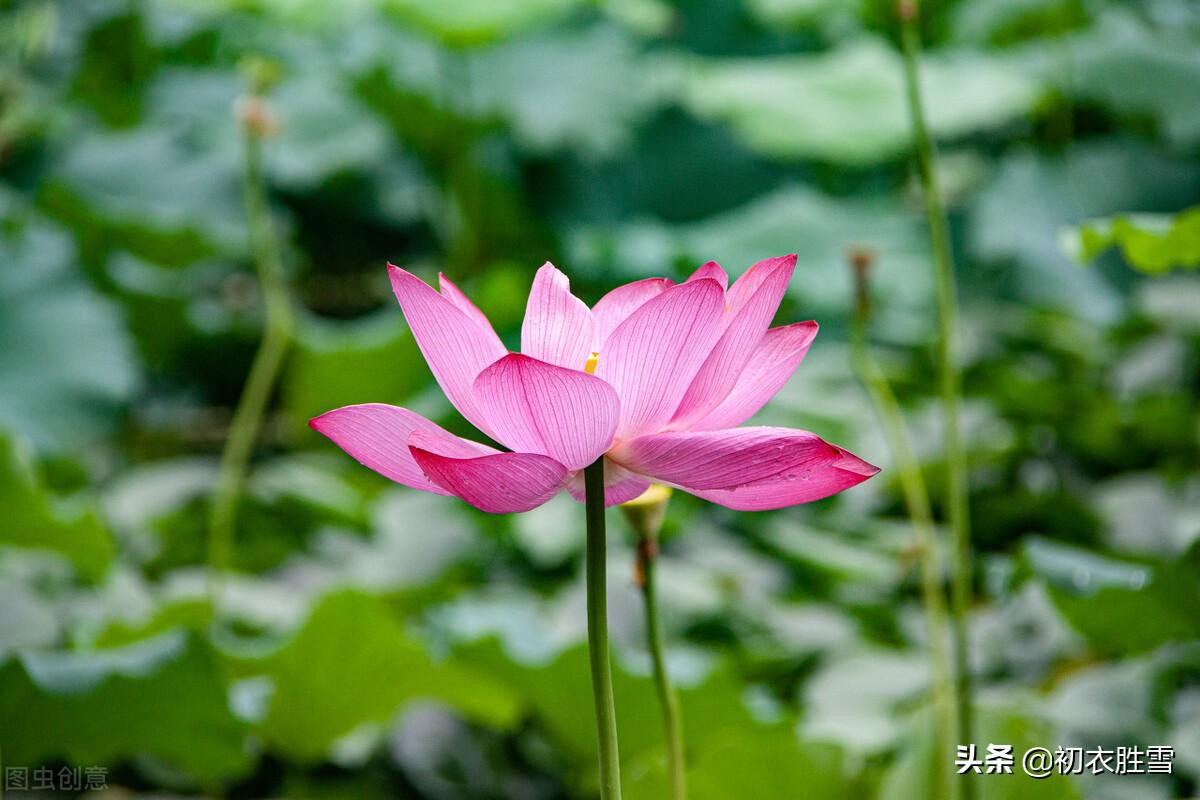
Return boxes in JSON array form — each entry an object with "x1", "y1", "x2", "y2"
[
  {"x1": 622, "y1": 483, "x2": 671, "y2": 586},
  {"x1": 234, "y1": 95, "x2": 279, "y2": 140}
]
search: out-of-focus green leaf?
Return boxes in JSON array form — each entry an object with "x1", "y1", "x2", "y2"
[
  {"x1": 802, "y1": 648, "x2": 929, "y2": 752},
  {"x1": 880, "y1": 702, "x2": 1081, "y2": 800},
  {"x1": 43, "y1": 112, "x2": 244, "y2": 264},
  {"x1": 383, "y1": 0, "x2": 585, "y2": 47},
  {"x1": 143, "y1": 65, "x2": 395, "y2": 194},
  {"x1": 0, "y1": 204, "x2": 141, "y2": 449},
  {"x1": 967, "y1": 140, "x2": 1200, "y2": 322},
  {"x1": 951, "y1": 0, "x2": 1090, "y2": 46},
  {"x1": 1025, "y1": 539, "x2": 1200, "y2": 655},
  {"x1": 0, "y1": 631, "x2": 251, "y2": 784},
  {"x1": 1168, "y1": 688, "x2": 1200, "y2": 780},
  {"x1": 764, "y1": 522, "x2": 901, "y2": 592},
  {"x1": 254, "y1": 590, "x2": 521, "y2": 761},
  {"x1": 573, "y1": 186, "x2": 935, "y2": 340},
  {"x1": 269, "y1": 72, "x2": 394, "y2": 188},
  {"x1": 600, "y1": 0, "x2": 674, "y2": 36},
  {"x1": 460, "y1": 637, "x2": 847, "y2": 798},
  {"x1": 745, "y1": 0, "x2": 857, "y2": 33},
  {"x1": 94, "y1": 598, "x2": 215, "y2": 648},
  {"x1": 1058, "y1": 9, "x2": 1200, "y2": 148},
  {"x1": 0, "y1": 581, "x2": 59, "y2": 656},
  {"x1": 159, "y1": 0, "x2": 381, "y2": 28},
  {"x1": 284, "y1": 310, "x2": 425, "y2": 437},
  {"x1": 1044, "y1": 655, "x2": 1161, "y2": 745},
  {"x1": 468, "y1": 24, "x2": 665, "y2": 157},
  {"x1": 0, "y1": 431, "x2": 114, "y2": 581},
  {"x1": 1063, "y1": 206, "x2": 1200, "y2": 275},
  {"x1": 637, "y1": 726, "x2": 850, "y2": 800},
  {"x1": 678, "y1": 39, "x2": 1039, "y2": 165}
]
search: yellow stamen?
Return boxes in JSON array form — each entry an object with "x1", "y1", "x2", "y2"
[
  {"x1": 619, "y1": 483, "x2": 672, "y2": 543},
  {"x1": 584, "y1": 351, "x2": 599, "y2": 374},
  {"x1": 621, "y1": 483, "x2": 672, "y2": 509}
]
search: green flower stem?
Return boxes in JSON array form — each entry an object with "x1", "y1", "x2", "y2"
[
  {"x1": 850, "y1": 257, "x2": 958, "y2": 800},
  {"x1": 585, "y1": 458, "x2": 622, "y2": 799},
  {"x1": 207, "y1": 103, "x2": 294, "y2": 591},
  {"x1": 635, "y1": 534, "x2": 686, "y2": 800},
  {"x1": 898, "y1": 0, "x2": 976, "y2": 772}
]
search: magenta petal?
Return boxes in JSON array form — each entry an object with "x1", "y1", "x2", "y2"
[
  {"x1": 726, "y1": 254, "x2": 797, "y2": 313},
  {"x1": 688, "y1": 445, "x2": 879, "y2": 511},
  {"x1": 595, "y1": 278, "x2": 726, "y2": 440},
  {"x1": 591, "y1": 276, "x2": 673, "y2": 351},
  {"x1": 473, "y1": 353, "x2": 619, "y2": 470},
  {"x1": 691, "y1": 321, "x2": 819, "y2": 431},
  {"x1": 310, "y1": 404, "x2": 496, "y2": 495},
  {"x1": 686, "y1": 261, "x2": 728, "y2": 291},
  {"x1": 521, "y1": 262, "x2": 595, "y2": 370},
  {"x1": 612, "y1": 427, "x2": 849, "y2": 490},
  {"x1": 409, "y1": 430, "x2": 568, "y2": 513},
  {"x1": 670, "y1": 256, "x2": 794, "y2": 428},
  {"x1": 389, "y1": 265, "x2": 507, "y2": 434},
  {"x1": 565, "y1": 458, "x2": 653, "y2": 507},
  {"x1": 438, "y1": 272, "x2": 495, "y2": 334}
]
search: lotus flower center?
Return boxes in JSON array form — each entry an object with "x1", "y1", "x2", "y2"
[{"x1": 584, "y1": 351, "x2": 599, "y2": 374}]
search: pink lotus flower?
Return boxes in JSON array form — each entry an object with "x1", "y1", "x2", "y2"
[{"x1": 311, "y1": 257, "x2": 878, "y2": 513}]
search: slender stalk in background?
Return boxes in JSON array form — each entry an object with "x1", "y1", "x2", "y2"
[
  {"x1": 622, "y1": 486, "x2": 685, "y2": 800},
  {"x1": 207, "y1": 76, "x2": 293, "y2": 593},
  {"x1": 849, "y1": 251, "x2": 958, "y2": 800},
  {"x1": 585, "y1": 458, "x2": 623, "y2": 799},
  {"x1": 896, "y1": 0, "x2": 975, "y2": 763}
]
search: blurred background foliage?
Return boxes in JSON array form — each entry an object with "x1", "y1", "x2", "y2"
[{"x1": 0, "y1": 0, "x2": 1198, "y2": 797}]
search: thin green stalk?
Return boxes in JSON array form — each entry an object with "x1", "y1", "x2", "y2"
[
  {"x1": 623, "y1": 484, "x2": 685, "y2": 800},
  {"x1": 897, "y1": 0, "x2": 975, "y2": 765},
  {"x1": 585, "y1": 458, "x2": 622, "y2": 799},
  {"x1": 850, "y1": 257, "x2": 958, "y2": 800},
  {"x1": 207, "y1": 101, "x2": 294, "y2": 592},
  {"x1": 636, "y1": 535, "x2": 686, "y2": 800}
]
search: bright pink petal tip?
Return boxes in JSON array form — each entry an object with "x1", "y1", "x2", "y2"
[
  {"x1": 686, "y1": 261, "x2": 728, "y2": 291},
  {"x1": 309, "y1": 404, "x2": 496, "y2": 496},
  {"x1": 438, "y1": 272, "x2": 494, "y2": 333},
  {"x1": 387, "y1": 264, "x2": 507, "y2": 435},
  {"x1": 522, "y1": 262, "x2": 595, "y2": 370},
  {"x1": 613, "y1": 426, "x2": 877, "y2": 511}
]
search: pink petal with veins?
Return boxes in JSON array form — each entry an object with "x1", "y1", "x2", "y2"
[
  {"x1": 671, "y1": 256, "x2": 795, "y2": 428},
  {"x1": 409, "y1": 430, "x2": 568, "y2": 513},
  {"x1": 690, "y1": 321, "x2": 819, "y2": 431},
  {"x1": 687, "y1": 446, "x2": 879, "y2": 511},
  {"x1": 686, "y1": 261, "x2": 728, "y2": 291},
  {"x1": 438, "y1": 272, "x2": 495, "y2": 335},
  {"x1": 310, "y1": 404, "x2": 495, "y2": 495},
  {"x1": 474, "y1": 353, "x2": 618, "y2": 471},
  {"x1": 591, "y1": 276, "x2": 673, "y2": 351},
  {"x1": 388, "y1": 265, "x2": 507, "y2": 435},
  {"x1": 594, "y1": 278, "x2": 725, "y2": 439},
  {"x1": 522, "y1": 262, "x2": 595, "y2": 370}
]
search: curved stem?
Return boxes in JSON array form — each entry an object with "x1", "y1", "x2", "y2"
[
  {"x1": 898, "y1": 2, "x2": 975, "y2": 770},
  {"x1": 207, "y1": 121, "x2": 294, "y2": 593},
  {"x1": 851, "y1": 307, "x2": 958, "y2": 800},
  {"x1": 585, "y1": 459, "x2": 622, "y2": 799},
  {"x1": 636, "y1": 535, "x2": 686, "y2": 800}
]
